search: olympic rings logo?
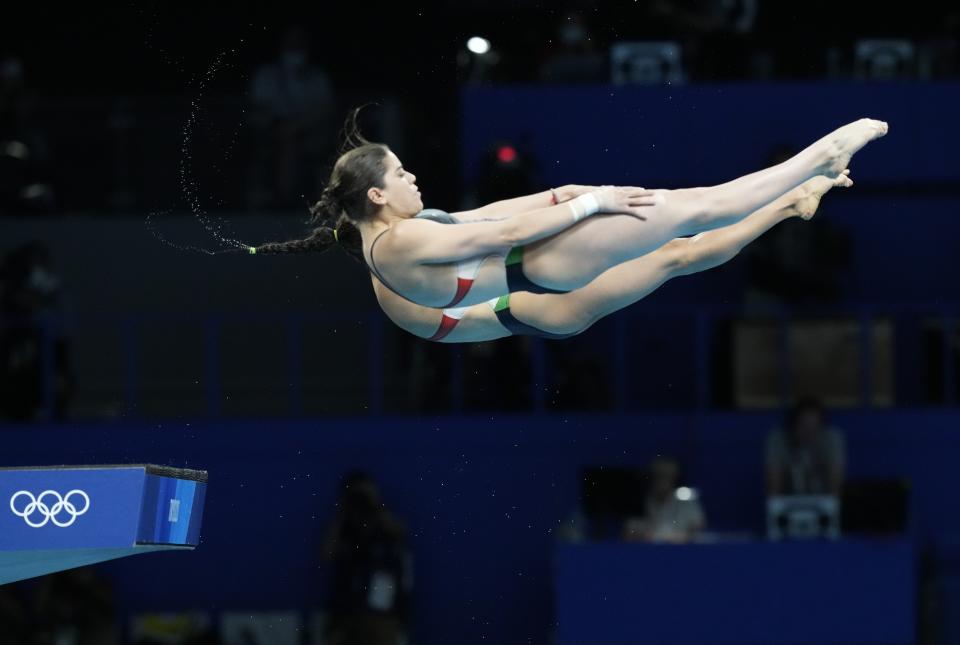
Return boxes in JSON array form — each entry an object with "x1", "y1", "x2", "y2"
[{"x1": 9, "y1": 490, "x2": 90, "y2": 528}]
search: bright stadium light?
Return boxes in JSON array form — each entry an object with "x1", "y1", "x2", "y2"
[{"x1": 467, "y1": 37, "x2": 491, "y2": 55}]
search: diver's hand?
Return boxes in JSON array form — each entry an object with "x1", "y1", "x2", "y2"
[{"x1": 592, "y1": 186, "x2": 658, "y2": 220}]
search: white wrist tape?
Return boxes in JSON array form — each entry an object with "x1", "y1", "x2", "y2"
[{"x1": 568, "y1": 193, "x2": 601, "y2": 223}]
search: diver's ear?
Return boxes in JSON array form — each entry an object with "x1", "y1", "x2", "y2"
[{"x1": 367, "y1": 186, "x2": 386, "y2": 206}]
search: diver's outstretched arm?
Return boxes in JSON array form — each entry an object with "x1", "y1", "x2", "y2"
[
  {"x1": 452, "y1": 184, "x2": 603, "y2": 222},
  {"x1": 397, "y1": 186, "x2": 656, "y2": 264},
  {"x1": 452, "y1": 189, "x2": 561, "y2": 222}
]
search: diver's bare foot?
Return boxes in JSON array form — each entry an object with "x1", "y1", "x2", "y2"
[
  {"x1": 791, "y1": 170, "x2": 853, "y2": 220},
  {"x1": 817, "y1": 119, "x2": 888, "y2": 177}
]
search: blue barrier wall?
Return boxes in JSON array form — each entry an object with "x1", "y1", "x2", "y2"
[
  {"x1": 555, "y1": 539, "x2": 916, "y2": 645},
  {"x1": 460, "y1": 82, "x2": 960, "y2": 188},
  {"x1": 3, "y1": 410, "x2": 960, "y2": 643}
]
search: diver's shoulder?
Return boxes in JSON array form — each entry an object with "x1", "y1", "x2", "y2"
[{"x1": 414, "y1": 208, "x2": 457, "y2": 224}]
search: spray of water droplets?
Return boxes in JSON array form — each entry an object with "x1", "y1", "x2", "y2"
[
  {"x1": 140, "y1": 15, "x2": 259, "y2": 255},
  {"x1": 144, "y1": 209, "x2": 243, "y2": 255},
  {"x1": 176, "y1": 47, "x2": 251, "y2": 251},
  {"x1": 140, "y1": 3, "x2": 189, "y2": 75}
]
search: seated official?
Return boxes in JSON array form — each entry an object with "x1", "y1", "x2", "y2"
[
  {"x1": 766, "y1": 397, "x2": 846, "y2": 496},
  {"x1": 622, "y1": 456, "x2": 706, "y2": 544}
]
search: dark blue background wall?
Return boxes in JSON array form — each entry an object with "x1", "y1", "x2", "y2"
[
  {"x1": 5, "y1": 410, "x2": 960, "y2": 644},
  {"x1": 460, "y1": 82, "x2": 960, "y2": 188}
]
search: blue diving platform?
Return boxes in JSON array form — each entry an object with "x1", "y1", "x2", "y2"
[{"x1": 0, "y1": 464, "x2": 207, "y2": 585}]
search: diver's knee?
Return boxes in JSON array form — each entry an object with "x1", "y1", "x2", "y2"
[
  {"x1": 661, "y1": 238, "x2": 696, "y2": 274},
  {"x1": 544, "y1": 307, "x2": 594, "y2": 336}
]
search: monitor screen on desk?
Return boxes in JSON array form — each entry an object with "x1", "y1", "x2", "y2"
[
  {"x1": 841, "y1": 479, "x2": 910, "y2": 534},
  {"x1": 767, "y1": 495, "x2": 840, "y2": 540}
]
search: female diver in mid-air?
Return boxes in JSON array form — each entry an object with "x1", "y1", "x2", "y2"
[{"x1": 249, "y1": 109, "x2": 885, "y2": 341}]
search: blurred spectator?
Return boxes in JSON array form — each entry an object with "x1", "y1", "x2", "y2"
[
  {"x1": 743, "y1": 145, "x2": 852, "y2": 307},
  {"x1": 34, "y1": 567, "x2": 119, "y2": 645},
  {"x1": 918, "y1": 9, "x2": 960, "y2": 79},
  {"x1": 766, "y1": 397, "x2": 846, "y2": 496},
  {"x1": 645, "y1": 0, "x2": 767, "y2": 79},
  {"x1": 472, "y1": 140, "x2": 538, "y2": 208},
  {"x1": 622, "y1": 456, "x2": 706, "y2": 543},
  {"x1": 538, "y1": 10, "x2": 607, "y2": 83},
  {"x1": 0, "y1": 241, "x2": 74, "y2": 421},
  {"x1": 0, "y1": 56, "x2": 57, "y2": 213},
  {"x1": 648, "y1": 0, "x2": 758, "y2": 35},
  {"x1": 247, "y1": 27, "x2": 336, "y2": 209},
  {"x1": 321, "y1": 471, "x2": 412, "y2": 645}
]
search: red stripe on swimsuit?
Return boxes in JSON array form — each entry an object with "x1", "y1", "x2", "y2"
[
  {"x1": 367, "y1": 221, "x2": 487, "y2": 308},
  {"x1": 426, "y1": 298, "x2": 500, "y2": 342},
  {"x1": 449, "y1": 277, "x2": 473, "y2": 307},
  {"x1": 428, "y1": 313, "x2": 461, "y2": 341}
]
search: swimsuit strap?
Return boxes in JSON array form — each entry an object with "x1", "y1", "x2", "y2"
[
  {"x1": 369, "y1": 210, "x2": 485, "y2": 307},
  {"x1": 369, "y1": 210, "x2": 452, "y2": 292},
  {"x1": 367, "y1": 227, "x2": 403, "y2": 296}
]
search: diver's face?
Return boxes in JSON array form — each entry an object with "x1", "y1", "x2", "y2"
[{"x1": 379, "y1": 150, "x2": 422, "y2": 215}]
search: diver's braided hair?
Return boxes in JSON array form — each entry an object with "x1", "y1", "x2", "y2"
[{"x1": 250, "y1": 105, "x2": 386, "y2": 263}]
